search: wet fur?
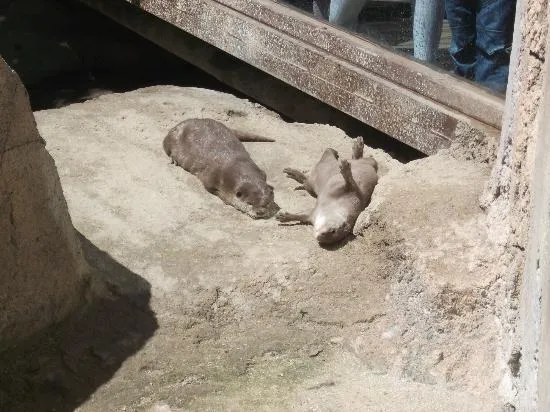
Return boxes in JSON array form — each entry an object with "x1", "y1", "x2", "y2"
[
  {"x1": 163, "y1": 118, "x2": 278, "y2": 219},
  {"x1": 276, "y1": 137, "x2": 378, "y2": 244}
]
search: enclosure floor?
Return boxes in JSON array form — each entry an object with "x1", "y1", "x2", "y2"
[{"x1": 4, "y1": 86, "x2": 497, "y2": 411}]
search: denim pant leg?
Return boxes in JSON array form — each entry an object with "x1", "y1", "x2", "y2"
[
  {"x1": 445, "y1": 0, "x2": 476, "y2": 80},
  {"x1": 475, "y1": 0, "x2": 516, "y2": 93},
  {"x1": 413, "y1": 0, "x2": 445, "y2": 62}
]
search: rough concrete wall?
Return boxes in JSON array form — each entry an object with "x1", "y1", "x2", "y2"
[
  {"x1": 518, "y1": 26, "x2": 550, "y2": 411},
  {"x1": 0, "y1": 57, "x2": 89, "y2": 351},
  {"x1": 539, "y1": 160, "x2": 550, "y2": 411},
  {"x1": 481, "y1": 0, "x2": 549, "y2": 408}
]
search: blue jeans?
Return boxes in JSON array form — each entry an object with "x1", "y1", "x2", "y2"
[{"x1": 445, "y1": 0, "x2": 516, "y2": 93}]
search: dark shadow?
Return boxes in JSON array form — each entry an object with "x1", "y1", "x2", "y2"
[
  {"x1": 1, "y1": 0, "x2": 423, "y2": 163},
  {"x1": 0, "y1": 232, "x2": 158, "y2": 412},
  {"x1": 277, "y1": 221, "x2": 311, "y2": 227},
  {"x1": 282, "y1": 0, "x2": 313, "y2": 13},
  {"x1": 276, "y1": 220, "x2": 356, "y2": 250},
  {"x1": 319, "y1": 234, "x2": 356, "y2": 251}
]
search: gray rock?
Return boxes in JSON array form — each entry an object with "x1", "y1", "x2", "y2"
[{"x1": 0, "y1": 57, "x2": 88, "y2": 351}]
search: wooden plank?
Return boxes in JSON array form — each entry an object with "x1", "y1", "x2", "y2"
[
  {"x1": 80, "y1": 0, "x2": 500, "y2": 154},
  {"x1": 130, "y1": 0, "x2": 500, "y2": 153},
  {"x1": 215, "y1": 0, "x2": 504, "y2": 129},
  {"x1": 76, "y1": 0, "x2": 425, "y2": 160}
]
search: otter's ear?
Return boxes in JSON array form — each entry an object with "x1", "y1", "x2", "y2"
[{"x1": 267, "y1": 184, "x2": 274, "y2": 191}]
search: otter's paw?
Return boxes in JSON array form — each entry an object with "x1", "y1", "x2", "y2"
[
  {"x1": 283, "y1": 168, "x2": 307, "y2": 183},
  {"x1": 339, "y1": 159, "x2": 352, "y2": 174},
  {"x1": 276, "y1": 211, "x2": 296, "y2": 223},
  {"x1": 352, "y1": 136, "x2": 364, "y2": 159}
]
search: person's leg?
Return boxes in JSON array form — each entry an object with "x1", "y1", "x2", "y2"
[
  {"x1": 445, "y1": 0, "x2": 476, "y2": 79},
  {"x1": 329, "y1": 0, "x2": 369, "y2": 30},
  {"x1": 475, "y1": 0, "x2": 516, "y2": 93},
  {"x1": 413, "y1": 0, "x2": 445, "y2": 62},
  {"x1": 313, "y1": 0, "x2": 330, "y2": 19}
]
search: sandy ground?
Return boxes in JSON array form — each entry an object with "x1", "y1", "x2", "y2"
[{"x1": 0, "y1": 86, "x2": 501, "y2": 411}]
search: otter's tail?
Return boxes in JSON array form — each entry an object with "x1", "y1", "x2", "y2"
[
  {"x1": 352, "y1": 136, "x2": 378, "y2": 172},
  {"x1": 352, "y1": 136, "x2": 364, "y2": 160},
  {"x1": 231, "y1": 128, "x2": 275, "y2": 142},
  {"x1": 163, "y1": 129, "x2": 176, "y2": 156}
]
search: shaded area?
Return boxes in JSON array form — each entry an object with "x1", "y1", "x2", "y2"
[
  {"x1": 0, "y1": 0, "x2": 423, "y2": 162},
  {"x1": 28, "y1": 85, "x2": 499, "y2": 409},
  {"x1": 0, "y1": 0, "x2": 239, "y2": 110},
  {"x1": 0, "y1": 233, "x2": 158, "y2": 412}
]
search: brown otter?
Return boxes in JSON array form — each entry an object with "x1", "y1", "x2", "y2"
[
  {"x1": 276, "y1": 137, "x2": 378, "y2": 244},
  {"x1": 163, "y1": 118, "x2": 279, "y2": 219}
]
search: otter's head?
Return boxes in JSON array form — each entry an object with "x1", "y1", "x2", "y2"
[
  {"x1": 313, "y1": 210, "x2": 352, "y2": 244},
  {"x1": 233, "y1": 181, "x2": 279, "y2": 219}
]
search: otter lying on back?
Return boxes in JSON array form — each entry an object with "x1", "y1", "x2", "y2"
[{"x1": 276, "y1": 137, "x2": 378, "y2": 244}]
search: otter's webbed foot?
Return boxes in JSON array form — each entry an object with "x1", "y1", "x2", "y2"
[
  {"x1": 339, "y1": 159, "x2": 352, "y2": 181},
  {"x1": 352, "y1": 136, "x2": 364, "y2": 160},
  {"x1": 339, "y1": 159, "x2": 359, "y2": 193},
  {"x1": 275, "y1": 211, "x2": 311, "y2": 225},
  {"x1": 283, "y1": 168, "x2": 308, "y2": 184}
]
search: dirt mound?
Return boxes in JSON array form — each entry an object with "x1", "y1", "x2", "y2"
[{"x1": 0, "y1": 86, "x2": 502, "y2": 411}]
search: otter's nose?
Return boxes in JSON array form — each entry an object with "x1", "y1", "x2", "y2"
[
  {"x1": 255, "y1": 209, "x2": 268, "y2": 218},
  {"x1": 316, "y1": 226, "x2": 347, "y2": 244},
  {"x1": 315, "y1": 228, "x2": 334, "y2": 242}
]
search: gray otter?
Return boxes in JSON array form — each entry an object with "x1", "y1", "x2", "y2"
[
  {"x1": 163, "y1": 118, "x2": 279, "y2": 219},
  {"x1": 276, "y1": 137, "x2": 378, "y2": 244}
]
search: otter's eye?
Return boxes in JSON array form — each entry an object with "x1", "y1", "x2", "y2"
[{"x1": 236, "y1": 191, "x2": 242, "y2": 198}]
